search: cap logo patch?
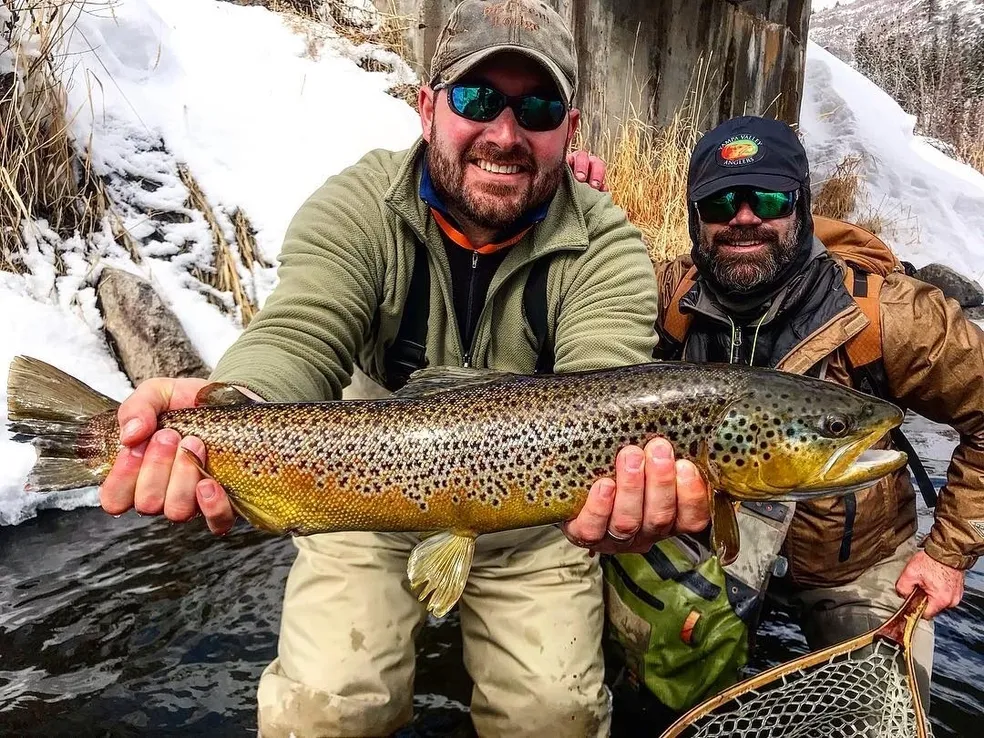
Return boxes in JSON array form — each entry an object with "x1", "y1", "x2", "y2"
[
  {"x1": 971, "y1": 520, "x2": 984, "y2": 540},
  {"x1": 484, "y1": 1, "x2": 545, "y2": 31},
  {"x1": 718, "y1": 135, "x2": 764, "y2": 167}
]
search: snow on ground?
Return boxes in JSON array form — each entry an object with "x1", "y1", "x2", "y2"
[
  {"x1": 0, "y1": 2, "x2": 982, "y2": 525},
  {"x1": 0, "y1": 0, "x2": 420, "y2": 524},
  {"x1": 801, "y1": 42, "x2": 984, "y2": 283}
]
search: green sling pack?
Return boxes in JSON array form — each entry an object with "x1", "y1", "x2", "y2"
[{"x1": 602, "y1": 501, "x2": 796, "y2": 713}]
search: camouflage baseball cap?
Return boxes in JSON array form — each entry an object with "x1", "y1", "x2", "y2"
[{"x1": 429, "y1": 0, "x2": 578, "y2": 104}]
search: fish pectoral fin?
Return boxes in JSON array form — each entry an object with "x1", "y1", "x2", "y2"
[
  {"x1": 179, "y1": 447, "x2": 214, "y2": 480},
  {"x1": 711, "y1": 491, "x2": 741, "y2": 566},
  {"x1": 407, "y1": 531, "x2": 477, "y2": 618}
]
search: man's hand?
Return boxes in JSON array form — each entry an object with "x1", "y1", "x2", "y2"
[
  {"x1": 896, "y1": 550, "x2": 965, "y2": 618},
  {"x1": 567, "y1": 150, "x2": 608, "y2": 191},
  {"x1": 99, "y1": 377, "x2": 236, "y2": 535},
  {"x1": 562, "y1": 437, "x2": 709, "y2": 554}
]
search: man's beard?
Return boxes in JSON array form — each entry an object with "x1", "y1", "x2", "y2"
[
  {"x1": 427, "y1": 128, "x2": 563, "y2": 232},
  {"x1": 694, "y1": 216, "x2": 802, "y2": 294}
]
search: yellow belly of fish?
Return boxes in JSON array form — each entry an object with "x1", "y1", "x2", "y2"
[{"x1": 208, "y1": 453, "x2": 585, "y2": 536}]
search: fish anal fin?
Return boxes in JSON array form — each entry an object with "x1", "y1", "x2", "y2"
[
  {"x1": 179, "y1": 447, "x2": 215, "y2": 480},
  {"x1": 407, "y1": 530, "x2": 477, "y2": 617},
  {"x1": 227, "y1": 495, "x2": 288, "y2": 535},
  {"x1": 711, "y1": 491, "x2": 741, "y2": 565}
]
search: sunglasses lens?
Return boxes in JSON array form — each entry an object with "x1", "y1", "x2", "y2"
[
  {"x1": 449, "y1": 85, "x2": 504, "y2": 122},
  {"x1": 696, "y1": 191, "x2": 739, "y2": 223},
  {"x1": 752, "y1": 190, "x2": 796, "y2": 218},
  {"x1": 695, "y1": 189, "x2": 797, "y2": 222},
  {"x1": 516, "y1": 96, "x2": 567, "y2": 131}
]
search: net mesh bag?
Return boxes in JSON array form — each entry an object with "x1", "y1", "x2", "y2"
[{"x1": 660, "y1": 589, "x2": 933, "y2": 738}]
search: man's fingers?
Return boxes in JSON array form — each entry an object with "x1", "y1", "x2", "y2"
[
  {"x1": 587, "y1": 154, "x2": 607, "y2": 190},
  {"x1": 673, "y1": 459, "x2": 710, "y2": 533},
  {"x1": 99, "y1": 442, "x2": 148, "y2": 516},
  {"x1": 639, "y1": 438, "x2": 677, "y2": 540},
  {"x1": 117, "y1": 379, "x2": 173, "y2": 446},
  {"x1": 116, "y1": 378, "x2": 208, "y2": 446},
  {"x1": 197, "y1": 479, "x2": 236, "y2": 535},
  {"x1": 163, "y1": 436, "x2": 207, "y2": 522},
  {"x1": 609, "y1": 446, "x2": 646, "y2": 540},
  {"x1": 567, "y1": 150, "x2": 590, "y2": 182},
  {"x1": 563, "y1": 478, "x2": 616, "y2": 547},
  {"x1": 133, "y1": 429, "x2": 181, "y2": 515}
]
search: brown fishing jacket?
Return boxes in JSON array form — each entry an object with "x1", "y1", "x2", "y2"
[{"x1": 654, "y1": 218, "x2": 984, "y2": 587}]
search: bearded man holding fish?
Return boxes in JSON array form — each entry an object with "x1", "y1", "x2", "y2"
[{"x1": 49, "y1": 2, "x2": 708, "y2": 735}]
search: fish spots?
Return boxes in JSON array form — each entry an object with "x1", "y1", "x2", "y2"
[{"x1": 350, "y1": 628, "x2": 366, "y2": 652}]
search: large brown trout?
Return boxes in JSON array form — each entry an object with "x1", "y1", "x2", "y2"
[{"x1": 7, "y1": 356, "x2": 907, "y2": 616}]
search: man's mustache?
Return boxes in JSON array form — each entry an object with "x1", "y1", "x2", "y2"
[
  {"x1": 466, "y1": 143, "x2": 535, "y2": 171},
  {"x1": 713, "y1": 226, "x2": 780, "y2": 246}
]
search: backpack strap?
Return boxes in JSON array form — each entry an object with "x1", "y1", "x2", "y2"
[
  {"x1": 843, "y1": 266, "x2": 884, "y2": 368},
  {"x1": 849, "y1": 362, "x2": 938, "y2": 509},
  {"x1": 842, "y1": 268, "x2": 938, "y2": 509},
  {"x1": 663, "y1": 266, "x2": 699, "y2": 343},
  {"x1": 385, "y1": 247, "x2": 558, "y2": 389},
  {"x1": 382, "y1": 243, "x2": 431, "y2": 391},
  {"x1": 524, "y1": 256, "x2": 556, "y2": 374}
]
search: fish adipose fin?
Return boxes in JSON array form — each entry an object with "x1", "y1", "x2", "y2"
[
  {"x1": 394, "y1": 366, "x2": 518, "y2": 399},
  {"x1": 7, "y1": 356, "x2": 120, "y2": 493},
  {"x1": 711, "y1": 490, "x2": 741, "y2": 566},
  {"x1": 195, "y1": 383, "x2": 259, "y2": 407},
  {"x1": 407, "y1": 530, "x2": 477, "y2": 617}
]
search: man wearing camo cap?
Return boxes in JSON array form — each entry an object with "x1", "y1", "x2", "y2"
[{"x1": 99, "y1": 1, "x2": 710, "y2": 735}]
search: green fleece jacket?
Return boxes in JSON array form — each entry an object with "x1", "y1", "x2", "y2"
[{"x1": 211, "y1": 139, "x2": 658, "y2": 400}]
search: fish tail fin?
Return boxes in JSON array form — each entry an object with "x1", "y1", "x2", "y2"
[{"x1": 7, "y1": 356, "x2": 121, "y2": 493}]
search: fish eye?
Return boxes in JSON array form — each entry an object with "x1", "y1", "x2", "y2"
[{"x1": 821, "y1": 414, "x2": 852, "y2": 438}]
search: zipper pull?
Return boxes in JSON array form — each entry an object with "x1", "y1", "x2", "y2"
[{"x1": 461, "y1": 251, "x2": 480, "y2": 369}]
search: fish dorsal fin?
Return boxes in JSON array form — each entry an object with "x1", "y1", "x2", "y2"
[
  {"x1": 392, "y1": 366, "x2": 518, "y2": 399},
  {"x1": 195, "y1": 383, "x2": 259, "y2": 407}
]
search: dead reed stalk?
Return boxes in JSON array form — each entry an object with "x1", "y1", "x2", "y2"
[
  {"x1": 0, "y1": 0, "x2": 106, "y2": 273},
  {"x1": 178, "y1": 164, "x2": 259, "y2": 326}
]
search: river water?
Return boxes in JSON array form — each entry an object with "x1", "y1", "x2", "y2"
[{"x1": 0, "y1": 416, "x2": 979, "y2": 736}]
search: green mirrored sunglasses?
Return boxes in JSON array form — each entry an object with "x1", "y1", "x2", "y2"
[
  {"x1": 440, "y1": 83, "x2": 568, "y2": 132},
  {"x1": 695, "y1": 188, "x2": 799, "y2": 223}
]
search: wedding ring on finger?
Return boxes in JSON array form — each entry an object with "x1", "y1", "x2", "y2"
[{"x1": 606, "y1": 528, "x2": 635, "y2": 543}]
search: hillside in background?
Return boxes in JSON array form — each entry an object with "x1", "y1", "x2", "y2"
[
  {"x1": 810, "y1": 0, "x2": 984, "y2": 173},
  {"x1": 810, "y1": 0, "x2": 984, "y2": 63}
]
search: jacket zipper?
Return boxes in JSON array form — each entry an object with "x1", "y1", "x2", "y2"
[{"x1": 461, "y1": 251, "x2": 479, "y2": 367}]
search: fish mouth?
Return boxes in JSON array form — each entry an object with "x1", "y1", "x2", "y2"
[{"x1": 800, "y1": 429, "x2": 908, "y2": 498}]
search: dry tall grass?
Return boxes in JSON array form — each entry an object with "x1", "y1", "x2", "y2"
[
  {"x1": 590, "y1": 112, "x2": 699, "y2": 262},
  {"x1": 179, "y1": 165, "x2": 271, "y2": 326},
  {"x1": 1, "y1": 1, "x2": 107, "y2": 273},
  {"x1": 960, "y1": 138, "x2": 984, "y2": 175},
  {"x1": 247, "y1": 0, "x2": 413, "y2": 66},
  {"x1": 812, "y1": 154, "x2": 864, "y2": 222},
  {"x1": 582, "y1": 62, "x2": 716, "y2": 263}
]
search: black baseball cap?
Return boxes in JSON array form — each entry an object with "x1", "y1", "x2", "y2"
[{"x1": 687, "y1": 116, "x2": 810, "y2": 202}]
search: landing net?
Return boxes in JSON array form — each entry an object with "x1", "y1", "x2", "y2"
[{"x1": 660, "y1": 589, "x2": 933, "y2": 738}]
